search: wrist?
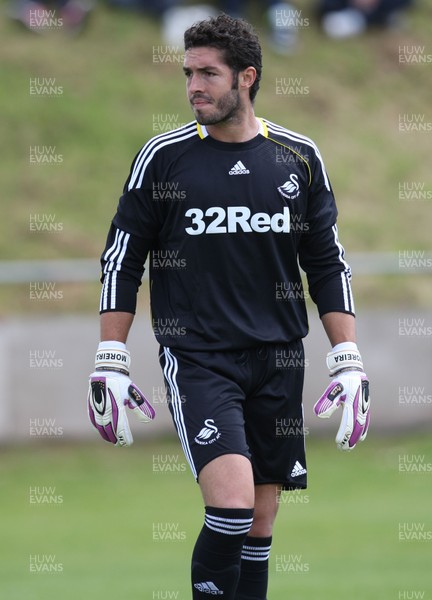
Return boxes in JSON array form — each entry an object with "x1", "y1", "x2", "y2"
[
  {"x1": 331, "y1": 341, "x2": 358, "y2": 353},
  {"x1": 98, "y1": 340, "x2": 127, "y2": 351},
  {"x1": 326, "y1": 342, "x2": 363, "y2": 376},
  {"x1": 95, "y1": 341, "x2": 130, "y2": 375}
]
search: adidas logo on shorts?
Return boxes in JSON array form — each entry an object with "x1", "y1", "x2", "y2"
[
  {"x1": 229, "y1": 160, "x2": 250, "y2": 175},
  {"x1": 193, "y1": 581, "x2": 223, "y2": 594},
  {"x1": 291, "y1": 460, "x2": 307, "y2": 477}
]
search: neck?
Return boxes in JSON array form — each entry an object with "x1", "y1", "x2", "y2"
[{"x1": 205, "y1": 108, "x2": 259, "y2": 143}]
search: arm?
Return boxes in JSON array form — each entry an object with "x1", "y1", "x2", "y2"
[
  {"x1": 321, "y1": 311, "x2": 356, "y2": 347},
  {"x1": 100, "y1": 311, "x2": 135, "y2": 343},
  {"x1": 297, "y1": 146, "x2": 370, "y2": 449},
  {"x1": 88, "y1": 146, "x2": 162, "y2": 445}
]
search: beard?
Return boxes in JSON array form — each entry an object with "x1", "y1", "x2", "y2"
[{"x1": 191, "y1": 73, "x2": 242, "y2": 126}]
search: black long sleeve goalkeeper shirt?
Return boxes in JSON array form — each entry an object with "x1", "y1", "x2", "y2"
[{"x1": 99, "y1": 118, "x2": 355, "y2": 351}]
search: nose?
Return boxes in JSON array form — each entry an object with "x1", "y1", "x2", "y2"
[{"x1": 187, "y1": 72, "x2": 204, "y2": 95}]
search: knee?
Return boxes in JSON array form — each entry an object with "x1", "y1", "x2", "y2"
[
  {"x1": 249, "y1": 513, "x2": 276, "y2": 538},
  {"x1": 199, "y1": 454, "x2": 255, "y2": 508},
  {"x1": 249, "y1": 487, "x2": 280, "y2": 537}
]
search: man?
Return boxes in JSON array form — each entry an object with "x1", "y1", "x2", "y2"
[{"x1": 88, "y1": 13, "x2": 370, "y2": 600}]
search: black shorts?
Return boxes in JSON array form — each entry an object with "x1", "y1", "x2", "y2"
[{"x1": 159, "y1": 340, "x2": 307, "y2": 490}]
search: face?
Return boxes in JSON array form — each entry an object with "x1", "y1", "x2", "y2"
[{"x1": 183, "y1": 46, "x2": 241, "y2": 126}]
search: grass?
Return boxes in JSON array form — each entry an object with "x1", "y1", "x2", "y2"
[
  {"x1": 0, "y1": 0, "x2": 432, "y2": 313},
  {"x1": 0, "y1": 433, "x2": 431, "y2": 599}
]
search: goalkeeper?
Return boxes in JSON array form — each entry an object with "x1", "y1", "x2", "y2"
[{"x1": 88, "y1": 12, "x2": 370, "y2": 600}]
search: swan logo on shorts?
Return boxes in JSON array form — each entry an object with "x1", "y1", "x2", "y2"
[{"x1": 194, "y1": 418, "x2": 221, "y2": 445}]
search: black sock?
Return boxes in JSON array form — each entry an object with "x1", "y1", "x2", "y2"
[
  {"x1": 191, "y1": 506, "x2": 254, "y2": 599},
  {"x1": 235, "y1": 535, "x2": 272, "y2": 600}
]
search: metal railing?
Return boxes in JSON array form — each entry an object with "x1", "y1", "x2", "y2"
[{"x1": 0, "y1": 252, "x2": 431, "y2": 283}]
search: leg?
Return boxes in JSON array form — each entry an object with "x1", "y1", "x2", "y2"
[
  {"x1": 160, "y1": 347, "x2": 255, "y2": 599},
  {"x1": 235, "y1": 484, "x2": 280, "y2": 600},
  {"x1": 249, "y1": 483, "x2": 280, "y2": 537},
  {"x1": 192, "y1": 454, "x2": 255, "y2": 599},
  {"x1": 235, "y1": 341, "x2": 307, "y2": 599},
  {"x1": 199, "y1": 453, "x2": 255, "y2": 508}
]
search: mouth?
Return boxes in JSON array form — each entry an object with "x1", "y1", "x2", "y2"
[{"x1": 191, "y1": 97, "x2": 212, "y2": 108}]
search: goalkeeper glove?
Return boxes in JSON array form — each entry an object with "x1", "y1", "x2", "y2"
[
  {"x1": 313, "y1": 342, "x2": 370, "y2": 451},
  {"x1": 87, "y1": 341, "x2": 155, "y2": 447}
]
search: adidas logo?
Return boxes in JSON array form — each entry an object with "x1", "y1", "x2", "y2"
[
  {"x1": 291, "y1": 461, "x2": 307, "y2": 477},
  {"x1": 229, "y1": 160, "x2": 250, "y2": 175},
  {"x1": 193, "y1": 581, "x2": 224, "y2": 595}
]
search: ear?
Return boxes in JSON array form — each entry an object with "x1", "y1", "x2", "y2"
[{"x1": 239, "y1": 66, "x2": 257, "y2": 92}]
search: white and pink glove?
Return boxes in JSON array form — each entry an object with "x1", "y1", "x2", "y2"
[
  {"x1": 87, "y1": 341, "x2": 155, "y2": 447},
  {"x1": 314, "y1": 342, "x2": 370, "y2": 451}
]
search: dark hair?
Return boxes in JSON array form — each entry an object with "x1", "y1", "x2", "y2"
[{"x1": 184, "y1": 13, "x2": 262, "y2": 103}]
